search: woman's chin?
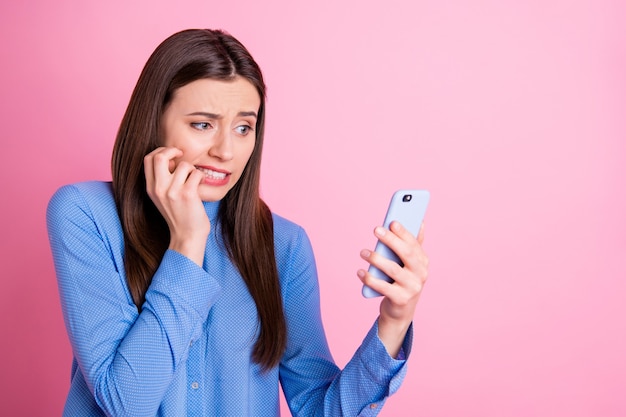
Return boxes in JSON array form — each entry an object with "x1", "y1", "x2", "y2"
[{"x1": 198, "y1": 184, "x2": 230, "y2": 202}]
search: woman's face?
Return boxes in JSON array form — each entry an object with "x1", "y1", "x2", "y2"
[{"x1": 161, "y1": 76, "x2": 260, "y2": 202}]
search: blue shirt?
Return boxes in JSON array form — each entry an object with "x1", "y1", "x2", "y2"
[{"x1": 47, "y1": 181, "x2": 412, "y2": 416}]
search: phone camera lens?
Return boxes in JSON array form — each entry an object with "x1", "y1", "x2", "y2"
[{"x1": 402, "y1": 194, "x2": 412, "y2": 202}]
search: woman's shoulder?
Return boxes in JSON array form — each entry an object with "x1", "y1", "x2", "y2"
[
  {"x1": 47, "y1": 180, "x2": 118, "y2": 228},
  {"x1": 271, "y1": 211, "x2": 314, "y2": 259},
  {"x1": 271, "y1": 212, "x2": 306, "y2": 240},
  {"x1": 49, "y1": 180, "x2": 114, "y2": 205}
]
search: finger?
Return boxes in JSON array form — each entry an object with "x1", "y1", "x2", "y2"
[
  {"x1": 389, "y1": 221, "x2": 417, "y2": 243},
  {"x1": 144, "y1": 146, "x2": 179, "y2": 181},
  {"x1": 417, "y1": 222, "x2": 425, "y2": 245},
  {"x1": 386, "y1": 222, "x2": 428, "y2": 271},
  {"x1": 366, "y1": 242, "x2": 427, "y2": 296},
  {"x1": 361, "y1": 252, "x2": 425, "y2": 300},
  {"x1": 360, "y1": 247, "x2": 405, "y2": 286},
  {"x1": 358, "y1": 263, "x2": 424, "y2": 306},
  {"x1": 373, "y1": 225, "x2": 412, "y2": 267},
  {"x1": 167, "y1": 161, "x2": 200, "y2": 195},
  {"x1": 143, "y1": 152, "x2": 156, "y2": 194},
  {"x1": 151, "y1": 148, "x2": 184, "y2": 192},
  {"x1": 151, "y1": 147, "x2": 183, "y2": 174},
  {"x1": 359, "y1": 246, "x2": 427, "y2": 302},
  {"x1": 144, "y1": 147, "x2": 169, "y2": 197},
  {"x1": 185, "y1": 167, "x2": 206, "y2": 188},
  {"x1": 357, "y1": 268, "x2": 397, "y2": 298},
  {"x1": 179, "y1": 164, "x2": 206, "y2": 196}
]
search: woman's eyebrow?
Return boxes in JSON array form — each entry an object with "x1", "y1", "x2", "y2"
[
  {"x1": 187, "y1": 111, "x2": 221, "y2": 119},
  {"x1": 186, "y1": 111, "x2": 257, "y2": 118}
]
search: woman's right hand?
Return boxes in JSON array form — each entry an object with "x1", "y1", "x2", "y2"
[{"x1": 144, "y1": 146, "x2": 210, "y2": 266}]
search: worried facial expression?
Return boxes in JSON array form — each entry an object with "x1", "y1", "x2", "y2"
[{"x1": 161, "y1": 76, "x2": 261, "y2": 202}]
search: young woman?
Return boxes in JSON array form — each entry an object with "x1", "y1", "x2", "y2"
[{"x1": 47, "y1": 29, "x2": 429, "y2": 416}]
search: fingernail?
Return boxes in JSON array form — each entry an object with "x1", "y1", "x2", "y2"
[
  {"x1": 357, "y1": 269, "x2": 366, "y2": 278},
  {"x1": 375, "y1": 227, "x2": 386, "y2": 237},
  {"x1": 360, "y1": 249, "x2": 371, "y2": 258}
]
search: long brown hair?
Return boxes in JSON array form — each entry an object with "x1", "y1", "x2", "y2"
[{"x1": 111, "y1": 29, "x2": 285, "y2": 369}]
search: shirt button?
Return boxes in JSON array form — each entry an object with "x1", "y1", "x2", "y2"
[
  {"x1": 369, "y1": 403, "x2": 378, "y2": 409},
  {"x1": 191, "y1": 382, "x2": 199, "y2": 389}
]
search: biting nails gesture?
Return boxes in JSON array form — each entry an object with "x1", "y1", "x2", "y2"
[
  {"x1": 144, "y1": 146, "x2": 210, "y2": 266},
  {"x1": 358, "y1": 222, "x2": 429, "y2": 357}
]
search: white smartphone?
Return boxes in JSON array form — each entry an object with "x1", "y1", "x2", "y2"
[{"x1": 362, "y1": 189, "x2": 430, "y2": 298}]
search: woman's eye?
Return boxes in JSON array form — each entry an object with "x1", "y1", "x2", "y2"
[
  {"x1": 235, "y1": 125, "x2": 253, "y2": 135},
  {"x1": 191, "y1": 122, "x2": 211, "y2": 130}
]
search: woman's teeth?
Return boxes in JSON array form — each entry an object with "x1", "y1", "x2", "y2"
[{"x1": 196, "y1": 167, "x2": 227, "y2": 180}]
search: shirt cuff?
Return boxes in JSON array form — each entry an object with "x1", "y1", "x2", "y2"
[
  {"x1": 147, "y1": 249, "x2": 222, "y2": 323},
  {"x1": 359, "y1": 319, "x2": 413, "y2": 396}
]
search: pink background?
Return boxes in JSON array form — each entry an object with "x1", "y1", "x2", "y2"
[{"x1": 1, "y1": 1, "x2": 625, "y2": 415}]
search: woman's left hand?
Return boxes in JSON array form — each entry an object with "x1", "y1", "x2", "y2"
[{"x1": 357, "y1": 221, "x2": 429, "y2": 357}]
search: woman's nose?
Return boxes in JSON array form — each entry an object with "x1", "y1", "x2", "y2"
[{"x1": 208, "y1": 130, "x2": 233, "y2": 161}]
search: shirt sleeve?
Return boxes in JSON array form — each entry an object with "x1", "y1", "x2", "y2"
[
  {"x1": 46, "y1": 184, "x2": 222, "y2": 417},
  {"x1": 278, "y1": 226, "x2": 412, "y2": 417}
]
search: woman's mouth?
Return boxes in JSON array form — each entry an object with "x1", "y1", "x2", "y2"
[
  {"x1": 195, "y1": 166, "x2": 228, "y2": 180},
  {"x1": 195, "y1": 166, "x2": 230, "y2": 186}
]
